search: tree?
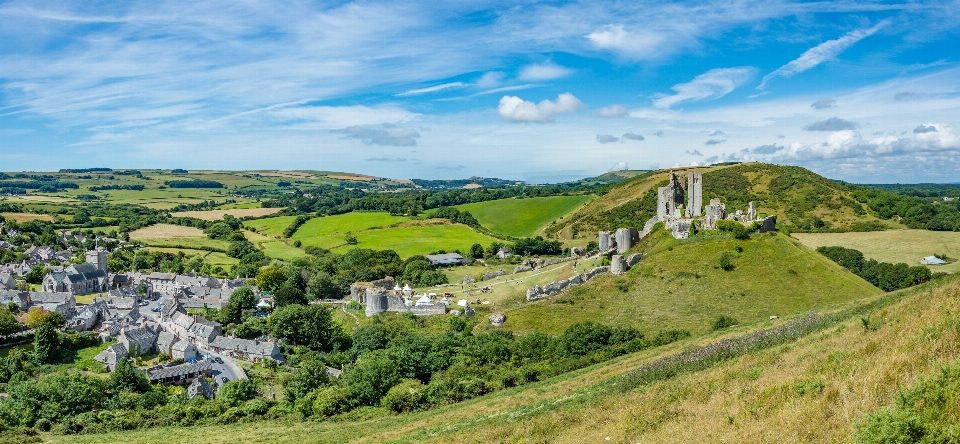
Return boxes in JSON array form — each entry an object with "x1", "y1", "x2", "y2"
[
  {"x1": 110, "y1": 358, "x2": 151, "y2": 393},
  {"x1": 469, "y1": 243, "x2": 485, "y2": 260},
  {"x1": 256, "y1": 266, "x2": 286, "y2": 293},
  {"x1": 269, "y1": 304, "x2": 336, "y2": 350},
  {"x1": 274, "y1": 285, "x2": 307, "y2": 307},
  {"x1": 218, "y1": 378, "x2": 258, "y2": 406},
  {"x1": 306, "y1": 272, "x2": 337, "y2": 300},
  {"x1": 24, "y1": 265, "x2": 47, "y2": 285},
  {"x1": 0, "y1": 308, "x2": 24, "y2": 336},
  {"x1": 341, "y1": 349, "x2": 400, "y2": 407},
  {"x1": 282, "y1": 353, "x2": 330, "y2": 404},
  {"x1": 24, "y1": 307, "x2": 52, "y2": 329},
  {"x1": 229, "y1": 287, "x2": 257, "y2": 311},
  {"x1": 558, "y1": 321, "x2": 611, "y2": 357},
  {"x1": 107, "y1": 248, "x2": 134, "y2": 273},
  {"x1": 31, "y1": 321, "x2": 60, "y2": 364}
]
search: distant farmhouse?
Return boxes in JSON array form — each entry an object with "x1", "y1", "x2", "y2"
[{"x1": 425, "y1": 253, "x2": 466, "y2": 267}]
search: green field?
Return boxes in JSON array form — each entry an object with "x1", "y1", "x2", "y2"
[
  {"x1": 146, "y1": 247, "x2": 240, "y2": 267},
  {"x1": 243, "y1": 215, "x2": 300, "y2": 237},
  {"x1": 792, "y1": 229, "x2": 960, "y2": 273},
  {"x1": 292, "y1": 212, "x2": 409, "y2": 238},
  {"x1": 329, "y1": 222, "x2": 498, "y2": 258},
  {"x1": 503, "y1": 231, "x2": 882, "y2": 335},
  {"x1": 452, "y1": 195, "x2": 593, "y2": 238},
  {"x1": 137, "y1": 237, "x2": 232, "y2": 251}
]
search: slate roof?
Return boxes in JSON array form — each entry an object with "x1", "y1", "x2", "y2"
[
  {"x1": 424, "y1": 253, "x2": 467, "y2": 266},
  {"x1": 210, "y1": 336, "x2": 280, "y2": 357},
  {"x1": 148, "y1": 272, "x2": 175, "y2": 280},
  {"x1": 146, "y1": 360, "x2": 212, "y2": 381}
]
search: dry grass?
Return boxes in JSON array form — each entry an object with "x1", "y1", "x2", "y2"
[
  {"x1": 129, "y1": 224, "x2": 205, "y2": 240},
  {"x1": 793, "y1": 229, "x2": 960, "y2": 273},
  {"x1": 326, "y1": 174, "x2": 380, "y2": 181},
  {"x1": 170, "y1": 207, "x2": 283, "y2": 221},
  {"x1": 0, "y1": 212, "x2": 54, "y2": 222}
]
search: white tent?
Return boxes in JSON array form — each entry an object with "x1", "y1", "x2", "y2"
[
  {"x1": 921, "y1": 256, "x2": 946, "y2": 265},
  {"x1": 415, "y1": 295, "x2": 433, "y2": 306}
]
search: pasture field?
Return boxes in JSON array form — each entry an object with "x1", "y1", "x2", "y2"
[
  {"x1": 146, "y1": 248, "x2": 240, "y2": 267},
  {"x1": 452, "y1": 195, "x2": 593, "y2": 238},
  {"x1": 792, "y1": 229, "x2": 960, "y2": 273},
  {"x1": 171, "y1": 207, "x2": 283, "y2": 221},
  {"x1": 329, "y1": 222, "x2": 498, "y2": 258},
  {"x1": 243, "y1": 215, "x2": 299, "y2": 237},
  {"x1": 129, "y1": 224, "x2": 205, "y2": 240},
  {"x1": 137, "y1": 237, "x2": 232, "y2": 251},
  {"x1": 503, "y1": 232, "x2": 881, "y2": 335},
  {"x1": 0, "y1": 212, "x2": 54, "y2": 222},
  {"x1": 292, "y1": 212, "x2": 409, "y2": 238}
]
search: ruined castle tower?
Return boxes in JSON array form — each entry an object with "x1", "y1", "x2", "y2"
[
  {"x1": 687, "y1": 171, "x2": 702, "y2": 217},
  {"x1": 656, "y1": 172, "x2": 686, "y2": 222},
  {"x1": 748, "y1": 201, "x2": 757, "y2": 221}
]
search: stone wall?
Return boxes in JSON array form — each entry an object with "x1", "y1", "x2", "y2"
[
  {"x1": 525, "y1": 266, "x2": 610, "y2": 301},
  {"x1": 364, "y1": 288, "x2": 448, "y2": 317},
  {"x1": 481, "y1": 269, "x2": 508, "y2": 281},
  {"x1": 626, "y1": 253, "x2": 643, "y2": 267},
  {"x1": 351, "y1": 276, "x2": 395, "y2": 303},
  {"x1": 610, "y1": 255, "x2": 627, "y2": 275}
]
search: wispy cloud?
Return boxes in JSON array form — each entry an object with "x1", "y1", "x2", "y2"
[
  {"x1": 498, "y1": 92, "x2": 585, "y2": 123},
  {"x1": 622, "y1": 132, "x2": 645, "y2": 141},
  {"x1": 810, "y1": 98, "x2": 836, "y2": 109},
  {"x1": 596, "y1": 134, "x2": 619, "y2": 143},
  {"x1": 367, "y1": 156, "x2": 408, "y2": 162},
  {"x1": 759, "y1": 21, "x2": 889, "y2": 89},
  {"x1": 653, "y1": 67, "x2": 756, "y2": 109},
  {"x1": 803, "y1": 117, "x2": 858, "y2": 131},
  {"x1": 518, "y1": 61, "x2": 574, "y2": 81},
  {"x1": 336, "y1": 125, "x2": 420, "y2": 146},
  {"x1": 396, "y1": 82, "x2": 468, "y2": 97},
  {"x1": 704, "y1": 139, "x2": 726, "y2": 145},
  {"x1": 595, "y1": 104, "x2": 628, "y2": 118},
  {"x1": 471, "y1": 84, "x2": 540, "y2": 96}
]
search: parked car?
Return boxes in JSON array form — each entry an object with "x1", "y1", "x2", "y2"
[
  {"x1": 138, "y1": 301, "x2": 148, "y2": 306},
  {"x1": 187, "y1": 358, "x2": 197, "y2": 364},
  {"x1": 214, "y1": 357, "x2": 223, "y2": 364},
  {"x1": 221, "y1": 377, "x2": 229, "y2": 383}
]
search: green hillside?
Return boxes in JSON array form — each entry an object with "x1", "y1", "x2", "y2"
[
  {"x1": 554, "y1": 163, "x2": 898, "y2": 245},
  {"x1": 500, "y1": 230, "x2": 882, "y2": 335},
  {"x1": 51, "y1": 275, "x2": 959, "y2": 444},
  {"x1": 452, "y1": 195, "x2": 592, "y2": 238}
]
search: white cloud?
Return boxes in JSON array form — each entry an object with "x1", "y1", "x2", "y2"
[
  {"x1": 498, "y1": 92, "x2": 585, "y2": 123},
  {"x1": 396, "y1": 82, "x2": 467, "y2": 97},
  {"x1": 609, "y1": 161, "x2": 629, "y2": 171},
  {"x1": 595, "y1": 104, "x2": 628, "y2": 118},
  {"x1": 586, "y1": 24, "x2": 666, "y2": 60},
  {"x1": 472, "y1": 84, "x2": 540, "y2": 96},
  {"x1": 518, "y1": 61, "x2": 574, "y2": 81},
  {"x1": 653, "y1": 67, "x2": 756, "y2": 109},
  {"x1": 758, "y1": 21, "x2": 889, "y2": 89},
  {"x1": 476, "y1": 72, "x2": 505, "y2": 88},
  {"x1": 810, "y1": 98, "x2": 836, "y2": 109},
  {"x1": 622, "y1": 132, "x2": 645, "y2": 141}
]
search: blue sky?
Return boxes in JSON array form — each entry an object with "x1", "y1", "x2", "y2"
[{"x1": 1, "y1": 0, "x2": 959, "y2": 183}]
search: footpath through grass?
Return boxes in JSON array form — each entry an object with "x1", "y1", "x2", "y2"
[{"x1": 453, "y1": 195, "x2": 592, "y2": 238}]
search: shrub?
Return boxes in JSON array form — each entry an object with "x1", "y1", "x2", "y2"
[
  {"x1": 312, "y1": 385, "x2": 350, "y2": 418},
  {"x1": 712, "y1": 315, "x2": 738, "y2": 330},
  {"x1": 718, "y1": 253, "x2": 735, "y2": 271},
  {"x1": 381, "y1": 379, "x2": 428, "y2": 413}
]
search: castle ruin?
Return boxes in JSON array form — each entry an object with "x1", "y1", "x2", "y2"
[{"x1": 654, "y1": 170, "x2": 776, "y2": 239}]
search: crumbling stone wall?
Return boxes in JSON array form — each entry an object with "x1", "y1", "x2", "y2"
[
  {"x1": 626, "y1": 253, "x2": 643, "y2": 267},
  {"x1": 610, "y1": 255, "x2": 627, "y2": 275},
  {"x1": 525, "y1": 266, "x2": 610, "y2": 301},
  {"x1": 351, "y1": 276, "x2": 395, "y2": 303},
  {"x1": 482, "y1": 269, "x2": 508, "y2": 281}
]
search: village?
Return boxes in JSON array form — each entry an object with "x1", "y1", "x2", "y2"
[{"x1": 0, "y1": 223, "x2": 285, "y2": 399}]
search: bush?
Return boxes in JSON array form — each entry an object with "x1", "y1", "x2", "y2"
[
  {"x1": 712, "y1": 315, "x2": 738, "y2": 330},
  {"x1": 718, "y1": 253, "x2": 735, "y2": 271},
  {"x1": 381, "y1": 379, "x2": 428, "y2": 413},
  {"x1": 312, "y1": 385, "x2": 350, "y2": 418},
  {"x1": 217, "y1": 379, "x2": 258, "y2": 407}
]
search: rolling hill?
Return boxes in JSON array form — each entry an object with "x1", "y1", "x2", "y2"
[
  {"x1": 551, "y1": 163, "x2": 900, "y2": 246},
  {"x1": 450, "y1": 195, "x2": 593, "y2": 238}
]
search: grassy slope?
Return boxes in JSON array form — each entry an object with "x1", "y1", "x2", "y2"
[
  {"x1": 793, "y1": 229, "x2": 960, "y2": 273},
  {"x1": 452, "y1": 195, "x2": 593, "y2": 238},
  {"x1": 554, "y1": 163, "x2": 897, "y2": 245},
  {"x1": 243, "y1": 215, "x2": 299, "y2": 237},
  {"x1": 503, "y1": 231, "x2": 882, "y2": 335},
  {"x1": 55, "y1": 275, "x2": 960, "y2": 444}
]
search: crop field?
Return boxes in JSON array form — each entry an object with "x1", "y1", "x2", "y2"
[
  {"x1": 129, "y1": 224, "x2": 205, "y2": 240},
  {"x1": 503, "y1": 232, "x2": 881, "y2": 335},
  {"x1": 171, "y1": 207, "x2": 283, "y2": 221},
  {"x1": 452, "y1": 195, "x2": 593, "y2": 238},
  {"x1": 792, "y1": 229, "x2": 960, "y2": 273},
  {"x1": 0, "y1": 212, "x2": 54, "y2": 222},
  {"x1": 329, "y1": 222, "x2": 498, "y2": 258}
]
